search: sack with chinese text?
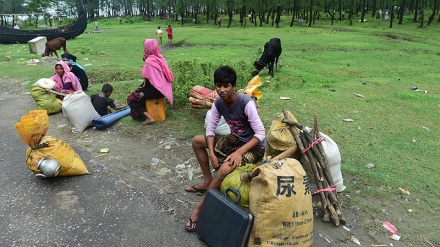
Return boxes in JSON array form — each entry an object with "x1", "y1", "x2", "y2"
[{"x1": 248, "y1": 158, "x2": 313, "y2": 247}]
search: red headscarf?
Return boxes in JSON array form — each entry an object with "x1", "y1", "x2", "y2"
[{"x1": 141, "y1": 39, "x2": 174, "y2": 105}]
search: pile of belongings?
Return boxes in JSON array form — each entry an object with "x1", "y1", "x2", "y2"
[
  {"x1": 15, "y1": 110, "x2": 89, "y2": 177},
  {"x1": 189, "y1": 85, "x2": 219, "y2": 109}
]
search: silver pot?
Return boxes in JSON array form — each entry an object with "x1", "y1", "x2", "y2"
[{"x1": 36, "y1": 158, "x2": 61, "y2": 178}]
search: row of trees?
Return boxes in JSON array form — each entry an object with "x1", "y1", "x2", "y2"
[{"x1": 1, "y1": 0, "x2": 439, "y2": 28}]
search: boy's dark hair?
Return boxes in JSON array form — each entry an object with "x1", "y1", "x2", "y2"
[
  {"x1": 158, "y1": 26, "x2": 160, "y2": 29},
  {"x1": 214, "y1": 66, "x2": 237, "y2": 86},
  {"x1": 102, "y1": 83, "x2": 113, "y2": 93}
]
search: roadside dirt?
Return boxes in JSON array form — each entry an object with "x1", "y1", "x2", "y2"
[{"x1": 1, "y1": 76, "x2": 414, "y2": 247}]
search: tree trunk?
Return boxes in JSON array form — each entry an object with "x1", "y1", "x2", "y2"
[
  {"x1": 275, "y1": 6, "x2": 281, "y2": 28},
  {"x1": 398, "y1": 0, "x2": 405, "y2": 24},
  {"x1": 308, "y1": 0, "x2": 313, "y2": 27},
  {"x1": 413, "y1": 0, "x2": 419, "y2": 22},
  {"x1": 389, "y1": 6, "x2": 394, "y2": 28},
  {"x1": 371, "y1": 0, "x2": 377, "y2": 18},
  {"x1": 360, "y1": 0, "x2": 366, "y2": 22},
  {"x1": 227, "y1": 11, "x2": 232, "y2": 28},
  {"x1": 427, "y1": 0, "x2": 437, "y2": 25},
  {"x1": 349, "y1": 0, "x2": 355, "y2": 25}
]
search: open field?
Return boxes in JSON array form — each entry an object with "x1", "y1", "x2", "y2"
[{"x1": 1, "y1": 15, "x2": 439, "y2": 245}]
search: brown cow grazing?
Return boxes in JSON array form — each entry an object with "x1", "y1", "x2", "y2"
[{"x1": 42, "y1": 37, "x2": 68, "y2": 57}]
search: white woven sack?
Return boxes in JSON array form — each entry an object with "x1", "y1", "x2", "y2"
[
  {"x1": 33, "y1": 78, "x2": 55, "y2": 89},
  {"x1": 62, "y1": 91, "x2": 100, "y2": 133},
  {"x1": 204, "y1": 109, "x2": 231, "y2": 136},
  {"x1": 321, "y1": 132, "x2": 346, "y2": 192}
]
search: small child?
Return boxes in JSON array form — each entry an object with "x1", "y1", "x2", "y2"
[
  {"x1": 156, "y1": 26, "x2": 163, "y2": 44},
  {"x1": 91, "y1": 83, "x2": 126, "y2": 116},
  {"x1": 166, "y1": 25, "x2": 173, "y2": 44}
]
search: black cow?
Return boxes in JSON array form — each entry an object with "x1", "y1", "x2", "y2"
[{"x1": 253, "y1": 38, "x2": 282, "y2": 77}]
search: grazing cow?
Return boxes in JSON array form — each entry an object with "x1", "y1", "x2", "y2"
[
  {"x1": 253, "y1": 38, "x2": 282, "y2": 77},
  {"x1": 42, "y1": 37, "x2": 68, "y2": 57}
]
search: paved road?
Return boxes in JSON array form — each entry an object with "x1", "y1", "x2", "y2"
[
  {"x1": 1, "y1": 91, "x2": 408, "y2": 247},
  {"x1": 0, "y1": 93, "x2": 207, "y2": 247}
]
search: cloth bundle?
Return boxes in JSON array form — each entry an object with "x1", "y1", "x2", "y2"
[{"x1": 188, "y1": 85, "x2": 219, "y2": 109}]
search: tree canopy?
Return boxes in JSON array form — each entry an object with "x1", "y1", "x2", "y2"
[{"x1": 1, "y1": 0, "x2": 439, "y2": 27}]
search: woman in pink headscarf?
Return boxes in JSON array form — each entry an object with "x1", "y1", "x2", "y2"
[
  {"x1": 50, "y1": 61, "x2": 82, "y2": 95},
  {"x1": 127, "y1": 39, "x2": 174, "y2": 124}
]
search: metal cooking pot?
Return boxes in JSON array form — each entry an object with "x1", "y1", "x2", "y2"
[{"x1": 36, "y1": 158, "x2": 61, "y2": 178}]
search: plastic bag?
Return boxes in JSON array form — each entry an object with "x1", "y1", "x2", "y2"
[
  {"x1": 321, "y1": 133, "x2": 346, "y2": 192},
  {"x1": 15, "y1": 110, "x2": 50, "y2": 148},
  {"x1": 15, "y1": 110, "x2": 88, "y2": 176},
  {"x1": 204, "y1": 109, "x2": 231, "y2": 136},
  {"x1": 220, "y1": 164, "x2": 257, "y2": 209},
  {"x1": 32, "y1": 78, "x2": 55, "y2": 89},
  {"x1": 25, "y1": 136, "x2": 89, "y2": 176}
]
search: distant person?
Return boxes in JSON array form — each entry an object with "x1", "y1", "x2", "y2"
[
  {"x1": 298, "y1": 15, "x2": 304, "y2": 23},
  {"x1": 94, "y1": 21, "x2": 98, "y2": 30},
  {"x1": 118, "y1": 16, "x2": 122, "y2": 24},
  {"x1": 127, "y1": 39, "x2": 174, "y2": 124},
  {"x1": 61, "y1": 53, "x2": 89, "y2": 90},
  {"x1": 156, "y1": 26, "x2": 163, "y2": 44},
  {"x1": 217, "y1": 16, "x2": 221, "y2": 27},
  {"x1": 91, "y1": 83, "x2": 126, "y2": 116},
  {"x1": 13, "y1": 23, "x2": 20, "y2": 29},
  {"x1": 50, "y1": 61, "x2": 82, "y2": 95},
  {"x1": 166, "y1": 25, "x2": 173, "y2": 44}
]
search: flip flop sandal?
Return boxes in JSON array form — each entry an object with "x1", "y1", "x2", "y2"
[
  {"x1": 185, "y1": 217, "x2": 197, "y2": 232},
  {"x1": 185, "y1": 185, "x2": 207, "y2": 194}
]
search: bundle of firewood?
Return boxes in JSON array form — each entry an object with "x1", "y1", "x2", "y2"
[{"x1": 273, "y1": 110, "x2": 346, "y2": 226}]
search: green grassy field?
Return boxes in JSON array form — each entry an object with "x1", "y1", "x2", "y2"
[{"x1": 1, "y1": 15, "x2": 439, "y2": 244}]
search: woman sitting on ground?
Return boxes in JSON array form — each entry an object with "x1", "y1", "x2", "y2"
[
  {"x1": 127, "y1": 39, "x2": 174, "y2": 125},
  {"x1": 61, "y1": 53, "x2": 89, "y2": 90},
  {"x1": 50, "y1": 61, "x2": 82, "y2": 95}
]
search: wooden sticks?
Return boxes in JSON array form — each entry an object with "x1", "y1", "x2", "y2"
[{"x1": 280, "y1": 110, "x2": 346, "y2": 226}]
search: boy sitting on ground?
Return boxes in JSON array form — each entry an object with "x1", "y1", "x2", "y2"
[
  {"x1": 91, "y1": 83, "x2": 127, "y2": 116},
  {"x1": 184, "y1": 65, "x2": 266, "y2": 232}
]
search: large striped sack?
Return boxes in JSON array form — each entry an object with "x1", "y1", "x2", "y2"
[
  {"x1": 188, "y1": 96, "x2": 213, "y2": 109},
  {"x1": 189, "y1": 85, "x2": 219, "y2": 102}
]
